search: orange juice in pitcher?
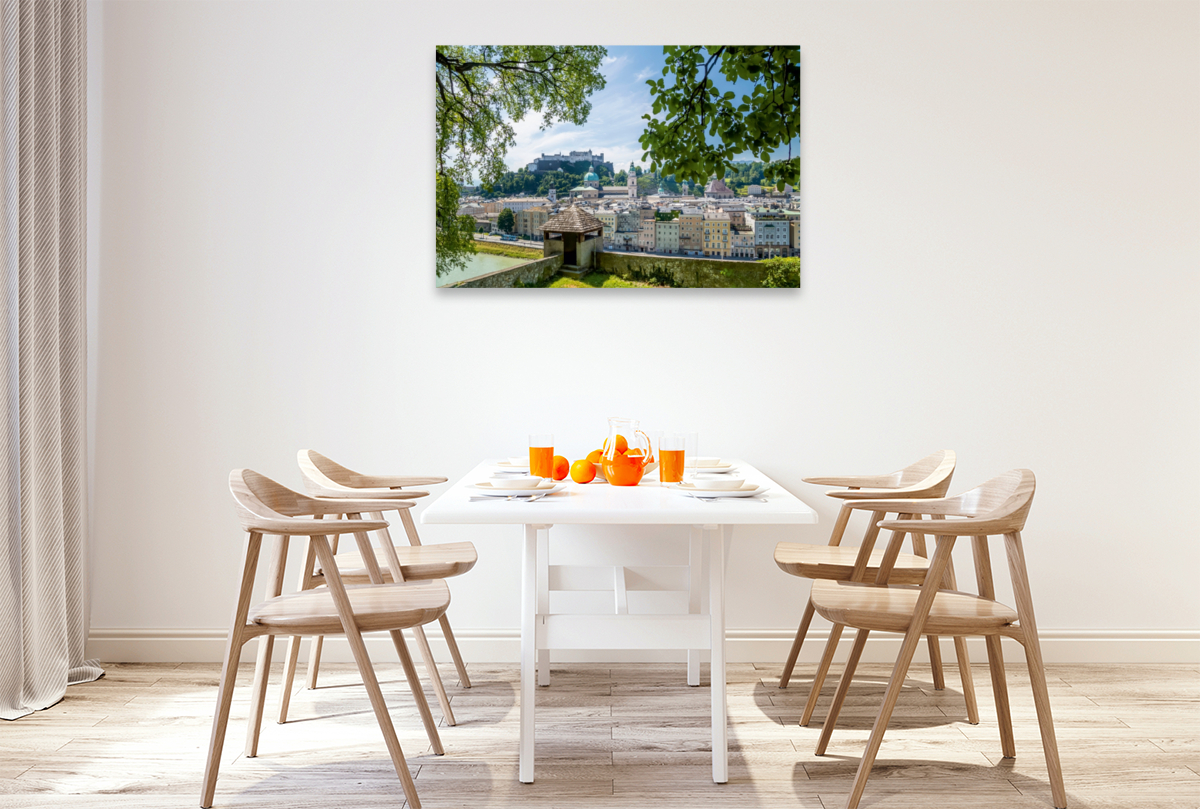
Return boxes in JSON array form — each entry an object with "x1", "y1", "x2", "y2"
[{"x1": 601, "y1": 417, "x2": 656, "y2": 486}]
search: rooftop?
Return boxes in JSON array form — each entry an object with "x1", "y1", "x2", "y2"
[{"x1": 541, "y1": 205, "x2": 604, "y2": 234}]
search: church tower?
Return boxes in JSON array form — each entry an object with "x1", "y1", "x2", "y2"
[{"x1": 627, "y1": 162, "x2": 638, "y2": 198}]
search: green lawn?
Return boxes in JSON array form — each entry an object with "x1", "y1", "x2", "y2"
[
  {"x1": 544, "y1": 272, "x2": 658, "y2": 288},
  {"x1": 472, "y1": 239, "x2": 542, "y2": 260}
]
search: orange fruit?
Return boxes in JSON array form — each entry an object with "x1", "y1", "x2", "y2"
[
  {"x1": 626, "y1": 448, "x2": 644, "y2": 456},
  {"x1": 570, "y1": 459, "x2": 597, "y2": 484},
  {"x1": 602, "y1": 435, "x2": 629, "y2": 455},
  {"x1": 586, "y1": 448, "x2": 604, "y2": 464},
  {"x1": 551, "y1": 455, "x2": 569, "y2": 481}
]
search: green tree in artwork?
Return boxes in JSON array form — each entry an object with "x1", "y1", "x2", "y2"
[
  {"x1": 435, "y1": 46, "x2": 607, "y2": 277},
  {"x1": 759, "y1": 256, "x2": 801, "y2": 288},
  {"x1": 497, "y1": 208, "x2": 515, "y2": 234},
  {"x1": 639, "y1": 47, "x2": 800, "y2": 192}
]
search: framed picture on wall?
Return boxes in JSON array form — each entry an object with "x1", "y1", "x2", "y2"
[{"x1": 435, "y1": 46, "x2": 800, "y2": 289}]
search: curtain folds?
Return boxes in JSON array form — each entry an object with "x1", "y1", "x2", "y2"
[{"x1": 0, "y1": 0, "x2": 98, "y2": 721}]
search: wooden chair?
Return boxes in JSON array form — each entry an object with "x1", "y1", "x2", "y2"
[
  {"x1": 775, "y1": 450, "x2": 978, "y2": 727},
  {"x1": 203, "y1": 469, "x2": 450, "y2": 809},
  {"x1": 809, "y1": 469, "x2": 1066, "y2": 809},
  {"x1": 274, "y1": 450, "x2": 475, "y2": 728}
]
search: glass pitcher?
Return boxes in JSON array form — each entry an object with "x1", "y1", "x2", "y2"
[{"x1": 601, "y1": 416, "x2": 656, "y2": 486}]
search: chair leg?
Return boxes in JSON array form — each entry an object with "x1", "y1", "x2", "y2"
[
  {"x1": 390, "y1": 628, "x2": 445, "y2": 756},
  {"x1": 840, "y1": 535, "x2": 957, "y2": 809},
  {"x1": 439, "y1": 613, "x2": 472, "y2": 688},
  {"x1": 1006, "y1": 532, "x2": 1067, "y2": 809},
  {"x1": 842, "y1": 626, "x2": 924, "y2": 809},
  {"x1": 305, "y1": 635, "x2": 325, "y2": 689},
  {"x1": 910, "y1": 530, "x2": 947, "y2": 691},
  {"x1": 941, "y1": 555, "x2": 979, "y2": 723},
  {"x1": 925, "y1": 634, "x2": 946, "y2": 690},
  {"x1": 244, "y1": 535, "x2": 288, "y2": 757},
  {"x1": 277, "y1": 634, "x2": 303, "y2": 723},
  {"x1": 244, "y1": 635, "x2": 275, "y2": 757},
  {"x1": 953, "y1": 635, "x2": 979, "y2": 724},
  {"x1": 779, "y1": 597, "x2": 816, "y2": 689},
  {"x1": 201, "y1": 533, "x2": 262, "y2": 809},
  {"x1": 801, "y1": 622, "x2": 843, "y2": 726},
  {"x1": 985, "y1": 634, "x2": 1015, "y2": 756},
  {"x1": 412, "y1": 623, "x2": 457, "y2": 726},
  {"x1": 311, "y1": 535, "x2": 424, "y2": 808},
  {"x1": 200, "y1": 631, "x2": 248, "y2": 808},
  {"x1": 815, "y1": 628, "x2": 870, "y2": 755}
]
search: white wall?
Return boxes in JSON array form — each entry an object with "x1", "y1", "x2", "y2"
[{"x1": 87, "y1": 0, "x2": 1200, "y2": 663}]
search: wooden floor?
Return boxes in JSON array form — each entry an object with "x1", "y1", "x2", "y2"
[{"x1": 1, "y1": 659, "x2": 1197, "y2": 808}]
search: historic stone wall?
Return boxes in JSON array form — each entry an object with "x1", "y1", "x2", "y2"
[
  {"x1": 595, "y1": 251, "x2": 775, "y2": 288},
  {"x1": 449, "y1": 254, "x2": 564, "y2": 288}
]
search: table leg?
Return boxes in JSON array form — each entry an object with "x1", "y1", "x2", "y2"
[
  {"x1": 688, "y1": 527, "x2": 703, "y2": 687},
  {"x1": 710, "y1": 524, "x2": 730, "y2": 784},
  {"x1": 520, "y1": 524, "x2": 539, "y2": 783},
  {"x1": 537, "y1": 526, "x2": 550, "y2": 687}
]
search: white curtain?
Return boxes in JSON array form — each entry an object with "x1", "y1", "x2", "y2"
[{"x1": 0, "y1": 0, "x2": 98, "y2": 721}]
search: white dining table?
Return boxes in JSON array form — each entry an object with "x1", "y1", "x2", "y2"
[{"x1": 420, "y1": 459, "x2": 818, "y2": 784}]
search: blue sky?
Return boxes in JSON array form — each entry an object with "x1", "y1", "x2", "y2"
[{"x1": 504, "y1": 46, "x2": 800, "y2": 177}]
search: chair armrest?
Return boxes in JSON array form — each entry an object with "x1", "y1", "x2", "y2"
[
  {"x1": 803, "y1": 474, "x2": 898, "y2": 488},
  {"x1": 828, "y1": 486, "x2": 941, "y2": 501},
  {"x1": 309, "y1": 488, "x2": 429, "y2": 500},
  {"x1": 878, "y1": 517, "x2": 1008, "y2": 536},
  {"x1": 840, "y1": 496, "x2": 958, "y2": 514},
  {"x1": 308, "y1": 497, "x2": 416, "y2": 516},
  {"x1": 249, "y1": 517, "x2": 389, "y2": 536},
  {"x1": 357, "y1": 474, "x2": 448, "y2": 488}
]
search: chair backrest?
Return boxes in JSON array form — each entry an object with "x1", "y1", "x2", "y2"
[
  {"x1": 828, "y1": 450, "x2": 957, "y2": 502},
  {"x1": 941, "y1": 469, "x2": 1036, "y2": 533},
  {"x1": 229, "y1": 468, "x2": 318, "y2": 530},
  {"x1": 873, "y1": 469, "x2": 1036, "y2": 537},
  {"x1": 895, "y1": 450, "x2": 956, "y2": 489},
  {"x1": 298, "y1": 450, "x2": 372, "y2": 493},
  {"x1": 296, "y1": 449, "x2": 445, "y2": 498}
]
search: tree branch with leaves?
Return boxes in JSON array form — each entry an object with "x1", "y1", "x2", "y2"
[
  {"x1": 638, "y1": 47, "x2": 800, "y2": 193},
  {"x1": 435, "y1": 46, "x2": 607, "y2": 277}
]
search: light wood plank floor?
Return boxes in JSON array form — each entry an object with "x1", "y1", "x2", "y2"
[{"x1": 1, "y1": 660, "x2": 1197, "y2": 808}]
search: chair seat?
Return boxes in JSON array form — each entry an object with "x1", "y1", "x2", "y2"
[
  {"x1": 810, "y1": 580, "x2": 1018, "y2": 636},
  {"x1": 249, "y1": 580, "x2": 451, "y2": 635},
  {"x1": 774, "y1": 542, "x2": 931, "y2": 585},
  {"x1": 318, "y1": 541, "x2": 477, "y2": 583}
]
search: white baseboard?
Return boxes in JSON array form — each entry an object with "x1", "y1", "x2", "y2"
[{"x1": 88, "y1": 626, "x2": 1200, "y2": 665}]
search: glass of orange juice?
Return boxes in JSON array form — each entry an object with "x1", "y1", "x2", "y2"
[
  {"x1": 529, "y1": 433, "x2": 554, "y2": 478},
  {"x1": 659, "y1": 432, "x2": 686, "y2": 483}
]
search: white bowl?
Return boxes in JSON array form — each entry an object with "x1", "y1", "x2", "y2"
[
  {"x1": 688, "y1": 457, "x2": 723, "y2": 468},
  {"x1": 496, "y1": 476, "x2": 543, "y2": 489},
  {"x1": 691, "y1": 476, "x2": 745, "y2": 491},
  {"x1": 508, "y1": 456, "x2": 529, "y2": 466}
]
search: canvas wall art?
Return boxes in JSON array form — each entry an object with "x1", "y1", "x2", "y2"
[{"x1": 435, "y1": 46, "x2": 800, "y2": 289}]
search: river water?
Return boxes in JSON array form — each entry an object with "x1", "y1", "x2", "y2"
[{"x1": 437, "y1": 251, "x2": 530, "y2": 287}]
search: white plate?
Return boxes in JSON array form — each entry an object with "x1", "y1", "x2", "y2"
[
  {"x1": 673, "y1": 483, "x2": 768, "y2": 499},
  {"x1": 472, "y1": 480, "x2": 564, "y2": 496},
  {"x1": 688, "y1": 465, "x2": 737, "y2": 475},
  {"x1": 685, "y1": 459, "x2": 733, "y2": 471},
  {"x1": 495, "y1": 460, "x2": 529, "y2": 470}
]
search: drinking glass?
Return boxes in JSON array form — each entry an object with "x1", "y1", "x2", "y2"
[
  {"x1": 528, "y1": 433, "x2": 554, "y2": 478},
  {"x1": 681, "y1": 432, "x2": 699, "y2": 480},
  {"x1": 659, "y1": 432, "x2": 686, "y2": 483}
]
